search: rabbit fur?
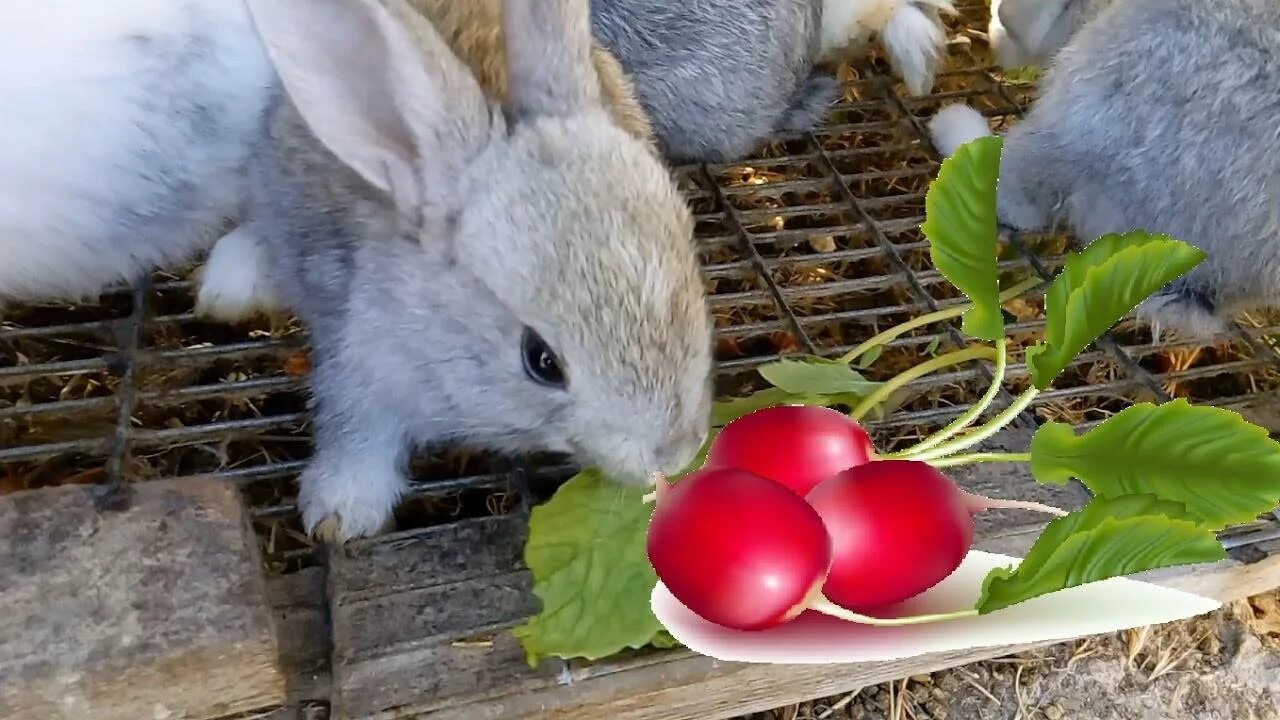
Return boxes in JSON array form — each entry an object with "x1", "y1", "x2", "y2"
[
  {"x1": 587, "y1": 0, "x2": 840, "y2": 163},
  {"x1": 588, "y1": 0, "x2": 957, "y2": 164},
  {"x1": 210, "y1": 0, "x2": 657, "y2": 319},
  {"x1": 818, "y1": 0, "x2": 958, "y2": 96},
  {"x1": 0, "y1": 0, "x2": 716, "y2": 542},
  {"x1": 401, "y1": 0, "x2": 655, "y2": 148},
  {"x1": 929, "y1": 0, "x2": 1280, "y2": 340},
  {"x1": 987, "y1": 0, "x2": 1114, "y2": 69}
]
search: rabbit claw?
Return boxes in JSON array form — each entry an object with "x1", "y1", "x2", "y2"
[{"x1": 307, "y1": 512, "x2": 398, "y2": 545}]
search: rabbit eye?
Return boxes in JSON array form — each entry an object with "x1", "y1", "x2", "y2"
[{"x1": 521, "y1": 327, "x2": 566, "y2": 389}]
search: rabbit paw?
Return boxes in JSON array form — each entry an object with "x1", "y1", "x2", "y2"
[
  {"x1": 298, "y1": 460, "x2": 406, "y2": 543},
  {"x1": 1137, "y1": 282, "x2": 1227, "y2": 341},
  {"x1": 195, "y1": 225, "x2": 279, "y2": 323}
]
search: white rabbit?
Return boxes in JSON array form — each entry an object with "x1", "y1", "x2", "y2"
[
  {"x1": 929, "y1": 0, "x2": 1280, "y2": 339},
  {"x1": 0, "y1": 0, "x2": 715, "y2": 542},
  {"x1": 819, "y1": 0, "x2": 959, "y2": 96},
  {"x1": 0, "y1": 0, "x2": 275, "y2": 307}
]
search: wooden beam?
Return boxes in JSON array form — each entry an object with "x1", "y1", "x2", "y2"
[{"x1": 0, "y1": 478, "x2": 286, "y2": 720}]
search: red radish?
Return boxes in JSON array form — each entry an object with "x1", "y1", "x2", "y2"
[
  {"x1": 646, "y1": 466, "x2": 833, "y2": 631},
  {"x1": 805, "y1": 460, "x2": 970, "y2": 610},
  {"x1": 804, "y1": 460, "x2": 1068, "y2": 611},
  {"x1": 703, "y1": 404, "x2": 876, "y2": 497}
]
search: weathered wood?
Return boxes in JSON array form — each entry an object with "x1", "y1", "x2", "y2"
[
  {"x1": 327, "y1": 515, "x2": 565, "y2": 720},
  {"x1": 937, "y1": 423, "x2": 1094, "y2": 533},
  {"x1": 0, "y1": 478, "x2": 286, "y2": 720},
  {"x1": 267, "y1": 567, "x2": 331, "y2": 705}
]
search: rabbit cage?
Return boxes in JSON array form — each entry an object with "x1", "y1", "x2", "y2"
[{"x1": 3, "y1": 2, "x2": 1280, "y2": 720}]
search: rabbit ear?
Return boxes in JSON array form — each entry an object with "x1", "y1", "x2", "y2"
[
  {"x1": 997, "y1": 0, "x2": 1072, "y2": 59},
  {"x1": 502, "y1": 0, "x2": 604, "y2": 120},
  {"x1": 244, "y1": 0, "x2": 491, "y2": 214}
]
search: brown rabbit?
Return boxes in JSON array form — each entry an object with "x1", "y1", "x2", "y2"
[{"x1": 401, "y1": 0, "x2": 655, "y2": 145}]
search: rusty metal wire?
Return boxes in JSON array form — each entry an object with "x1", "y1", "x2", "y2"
[{"x1": 2, "y1": 0, "x2": 1278, "y2": 571}]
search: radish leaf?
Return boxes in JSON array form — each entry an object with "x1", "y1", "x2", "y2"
[
  {"x1": 1029, "y1": 399, "x2": 1280, "y2": 530},
  {"x1": 512, "y1": 470, "x2": 661, "y2": 663},
  {"x1": 976, "y1": 494, "x2": 1226, "y2": 614},
  {"x1": 1025, "y1": 232, "x2": 1205, "y2": 389},
  {"x1": 922, "y1": 136, "x2": 1005, "y2": 342},
  {"x1": 711, "y1": 388, "x2": 869, "y2": 427},
  {"x1": 855, "y1": 346, "x2": 884, "y2": 368},
  {"x1": 757, "y1": 357, "x2": 882, "y2": 396}
]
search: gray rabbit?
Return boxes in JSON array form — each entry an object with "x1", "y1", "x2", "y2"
[
  {"x1": 0, "y1": 0, "x2": 715, "y2": 542},
  {"x1": 987, "y1": 0, "x2": 1115, "y2": 69},
  {"x1": 589, "y1": 0, "x2": 958, "y2": 163},
  {"x1": 930, "y1": 0, "x2": 1280, "y2": 339}
]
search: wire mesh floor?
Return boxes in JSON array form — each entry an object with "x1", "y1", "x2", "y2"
[{"x1": 3, "y1": 0, "x2": 1279, "y2": 582}]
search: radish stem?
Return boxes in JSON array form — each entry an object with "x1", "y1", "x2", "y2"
[
  {"x1": 960, "y1": 491, "x2": 1068, "y2": 517},
  {"x1": 899, "y1": 387, "x2": 1040, "y2": 462},
  {"x1": 894, "y1": 339, "x2": 1009, "y2": 459},
  {"x1": 809, "y1": 596, "x2": 979, "y2": 626},
  {"x1": 836, "y1": 277, "x2": 1042, "y2": 366},
  {"x1": 849, "y1": 346, "x2": 1000, "y2": 422},
  {"x1": 642, "y1": 472, "x2": 668, "y2": 505},
  {"x1": 925, "y1": 452, "x2": 1031, "y2": 467}
]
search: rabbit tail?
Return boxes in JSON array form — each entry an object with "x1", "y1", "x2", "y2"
[
  {"x1": 928, "y1": 103, "x2": 992, "y2": 157},
  {"x1": 881, "y1": 0, "x2": 956, "y2": 96},
  {"x1": 777, "y1": 68, "x2": 843, "y2": 134}
]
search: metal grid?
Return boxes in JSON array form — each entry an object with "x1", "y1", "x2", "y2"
[{"x1": 2, "y1": 0, "x2": 1279, "y2": 576}]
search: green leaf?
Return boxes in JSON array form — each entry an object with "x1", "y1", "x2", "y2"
[
  {"x1": 1030, "y1": 399, "x2": 1280, "y2": 529},
  {"x1": 650, "y1": 630, "x2": 682, "y2": 649},
  {"x1": 921, "y1": 135, "x2": 1005, "y2": 342},
  {"x1": 756, "y1": 356, "x2": 882, "y2": 396},
  {"x1": 1003, "y1": 65, "x2": 1042, "y2": 85},
  {"x1": 976, "y1": 494, "x2": 1227, "y2": 614},
  {"x1": 1025, "y1": 231, "x2": 1205, "y2": 389},
  {"x1": 855, "y1": 346, "x2": 884, "y2": 368},
  {"x1": 710, "y1": 388, "x2": 867, "y2": 427},
  {"x1": 511, "y1": 470, "x2": 660, "y2": 663}
]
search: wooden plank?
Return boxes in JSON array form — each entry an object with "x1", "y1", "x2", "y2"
[
  {"x1": 327, "y1": 515, "x2": 567, "y2": 720},
  {"x1": 0, "y1": 478, "x2": 286, "y2": 720}
]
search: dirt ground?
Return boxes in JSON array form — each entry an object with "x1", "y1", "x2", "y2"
[{"x1": 739, "y1": 592, "x2": 1280, "y2": 720}]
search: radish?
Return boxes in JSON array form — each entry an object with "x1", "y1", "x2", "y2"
[
  {"x1": 703, "y1": 405, "x2": 876, "y2": 497},
  {"x1": 645, "y1": 466, "x2": 833, "y2": 631},
  {"x1": 804, "y1": 459, "x2": 1067, "y2": 611}
]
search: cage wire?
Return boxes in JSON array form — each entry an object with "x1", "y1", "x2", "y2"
[{"x1": 2, "y1": 0, "x2": 1279, "y2": 581}]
